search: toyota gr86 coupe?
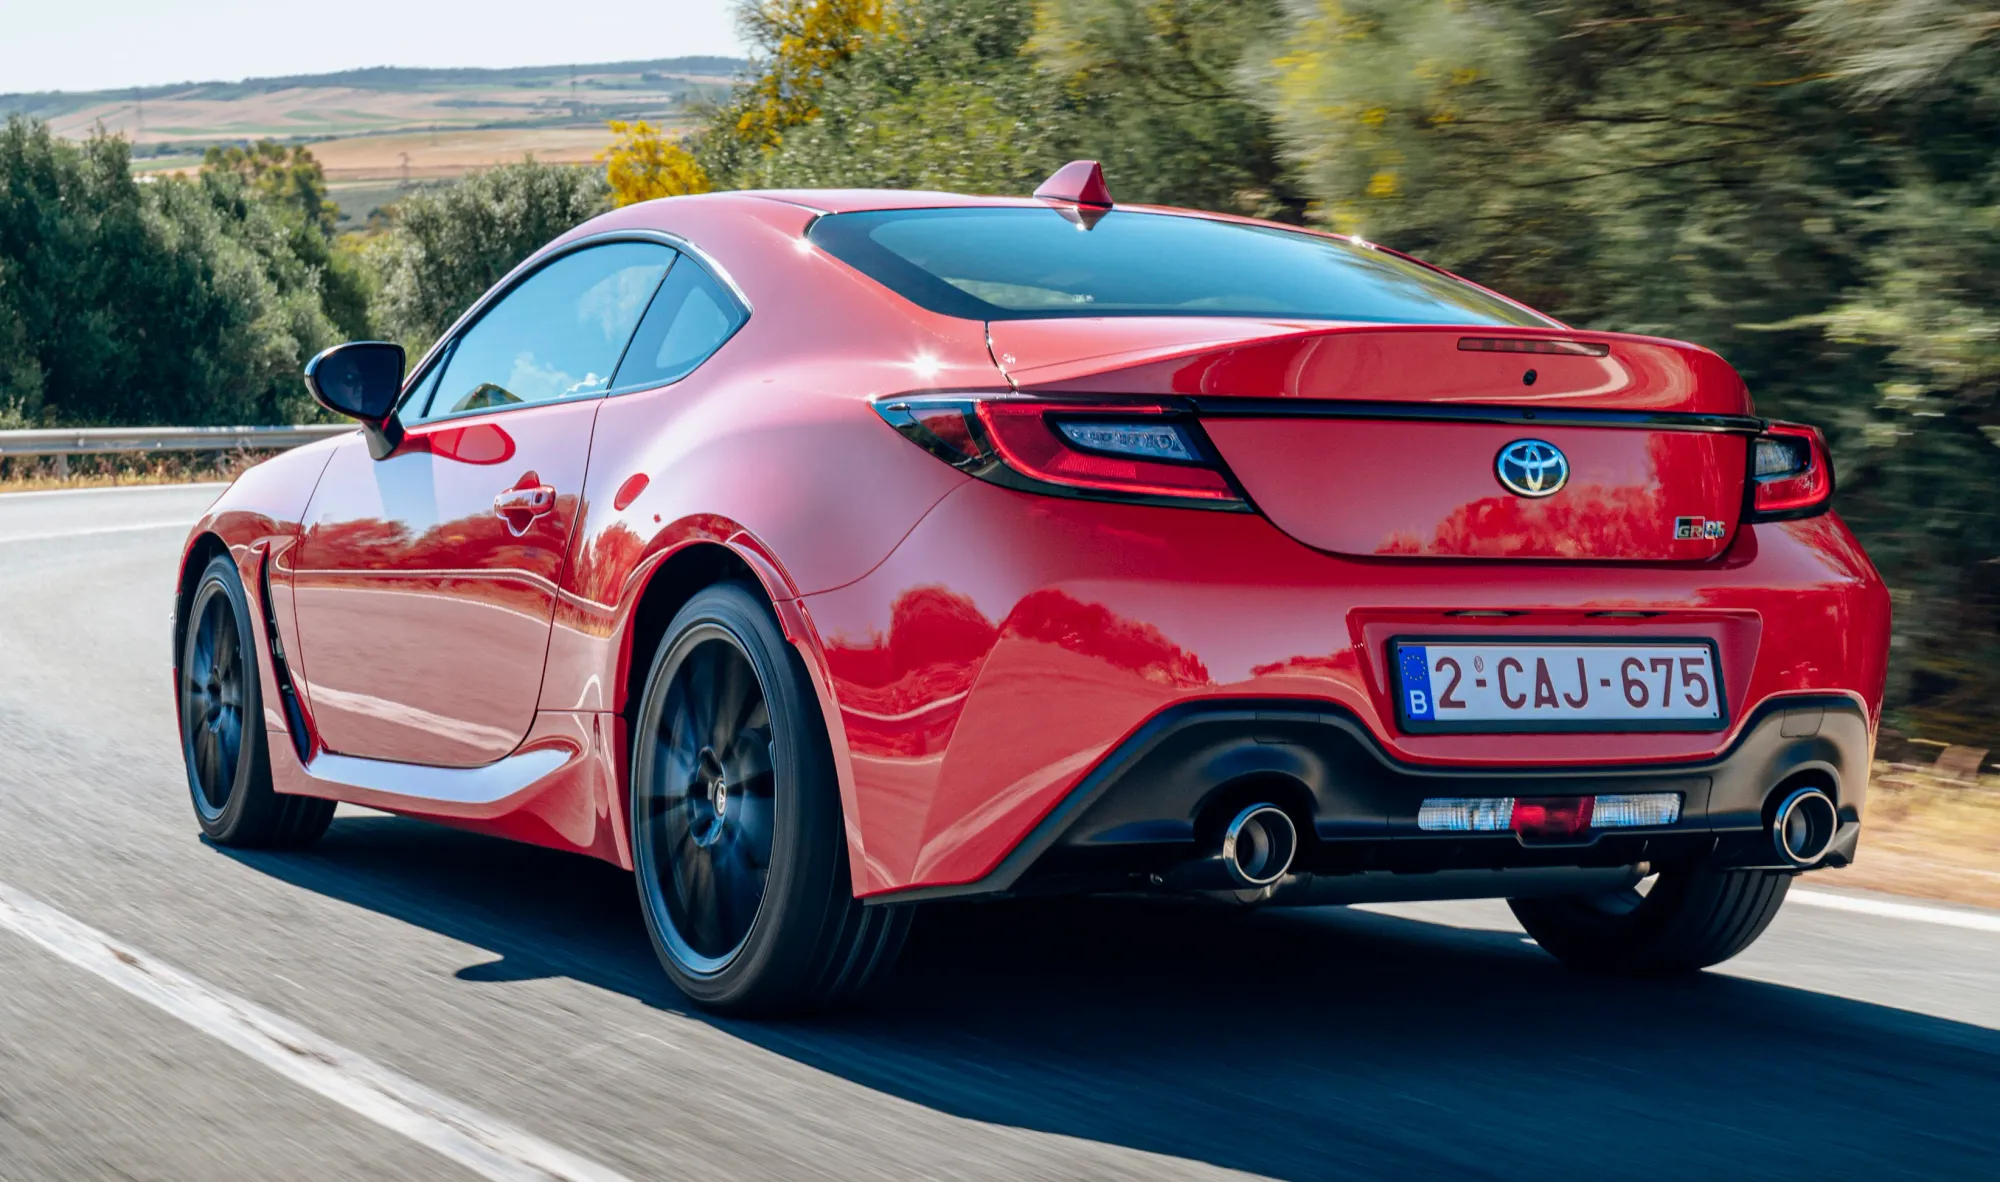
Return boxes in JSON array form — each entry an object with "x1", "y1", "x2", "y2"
[{"x1": 174, "y1": 161, "x2": 1889, "y2": 1013}]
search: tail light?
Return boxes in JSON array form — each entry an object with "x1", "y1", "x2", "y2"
[
  {"x1": 1745, "y1": 421, "x2": 1835, "y2": 521},
  {"x1": 875, "y1": 395, "x2": 1248, "y2": 510}
]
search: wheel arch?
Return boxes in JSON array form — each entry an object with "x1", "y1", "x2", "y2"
[
  {"x1": 173, "y1": 532, "x2": 234, "y2": 678},
  {"x1": 613, "y1": 534, "x2": 870, "y2": 891}
]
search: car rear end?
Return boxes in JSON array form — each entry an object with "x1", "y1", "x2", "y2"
[{"x1": 801, "y1": 196, "x2": 1887, "y2": 968}]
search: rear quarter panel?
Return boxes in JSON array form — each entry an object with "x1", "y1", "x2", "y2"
[{"x1": 535, "y1": 196, "x2": 991, "y2": 717}]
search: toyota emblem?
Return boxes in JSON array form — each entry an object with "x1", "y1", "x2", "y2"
[{"x1": 1495, "y1": 439, "x2": 1569, "y2": 498}]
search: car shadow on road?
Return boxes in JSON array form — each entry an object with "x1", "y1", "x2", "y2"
[{"x1": 220, "y1": 813, "x2": 2000, "y2": 1180}]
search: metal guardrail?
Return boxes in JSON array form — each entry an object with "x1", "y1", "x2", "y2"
[{"x1": 0, "y1": 425, "x2": 353, "y2": 459}]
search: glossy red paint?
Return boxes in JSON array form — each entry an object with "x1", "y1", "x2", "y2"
[
  {"x1": 1205, "y1": 419, "x2": 1748, "y2": 560},
  {"x1": 175, "y1": 187, "x2": 1892, "y2": 898},
  {"x1": 803, "y1": 479, "x2": 1886, "y2": 894},
  {"x1": 288, "y1": 401, "x2": 596, "y2": 767},
  {"x1": 993, "y1": 321, "x2": 1751, "y2": 415},
  {"x1": 1033, "y1": 159, "x2": 1114, "y2": 207}
]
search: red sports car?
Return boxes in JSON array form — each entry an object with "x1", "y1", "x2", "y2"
[{"x1": 175, "y1": 162, "x2": 1888, "y2": 1013}]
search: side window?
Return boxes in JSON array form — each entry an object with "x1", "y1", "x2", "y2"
[
  {"x1": 412, "y1": 242, "x2": 675, "y2": 423},
  {"x1": 612, "y1": 257, "x2": 749, "y2": 390}
]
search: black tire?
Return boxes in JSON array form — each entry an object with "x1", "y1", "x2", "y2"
[
  {"x1": 630, "y1": 582, "x2": 909, "y2": 1014},
  {"x1": 178, "y1": 554, "x2": 335, "y2": 848},
  {"x1": 1509, "y1": 863, "x2": 1791, "y2": 975}
]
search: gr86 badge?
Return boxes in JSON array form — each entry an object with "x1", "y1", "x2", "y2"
[{"x1": 1674, "y1": 516, "x2": 1727, "y2": 540}]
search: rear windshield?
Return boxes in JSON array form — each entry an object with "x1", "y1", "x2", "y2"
[{"x1": 808, "y1": 206, "x2": 1552, "y2": 326}]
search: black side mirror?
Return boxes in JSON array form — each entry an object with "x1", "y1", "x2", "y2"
[{"x1": 306, "y1": 341, "x2": 406, "y2": 459}]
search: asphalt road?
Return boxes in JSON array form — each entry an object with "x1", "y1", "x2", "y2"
[{"x1": 2, "y1": 483, "x2": 1997, "y2": 1181}]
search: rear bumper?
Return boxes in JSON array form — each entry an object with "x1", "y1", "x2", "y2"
[
  {"x1": 881, "y1": 693, "x2": 1868, "y2": 903},
  {"x1": 805, "y1": 477, "x2": 1888, "y2": 897}
]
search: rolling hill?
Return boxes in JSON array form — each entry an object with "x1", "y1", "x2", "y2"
[{"x1": 0, "y1": 57, "x2": 746, "y2": 225}]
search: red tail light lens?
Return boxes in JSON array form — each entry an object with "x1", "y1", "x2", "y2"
[
  {"x1": 1746, "y1": 421, "x2": 1834, "y2": 521},
  {"x1": 876, "y1": 395, "x2": 1246, "y2": 510}
]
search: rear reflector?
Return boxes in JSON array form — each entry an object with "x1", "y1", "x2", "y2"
[
  {"x1": 1417, "y1": 792, "x2": 1682, "y2": 834},
  {"x1": 1590, "y1": 792, "x2": 1684, "y2": 828},
  {"x1": 1416, "y1": 798, "x2": 1515, "y2": 832}
]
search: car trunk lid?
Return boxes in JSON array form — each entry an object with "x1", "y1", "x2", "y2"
[{"x1": 988, "y1": 320, "x2": 1758, "y2": 562}]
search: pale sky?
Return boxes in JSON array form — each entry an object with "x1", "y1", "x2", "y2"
[{"x1": 0, "y1": 0, "x2": 749, "y2": 94}]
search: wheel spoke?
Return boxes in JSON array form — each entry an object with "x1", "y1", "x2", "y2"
[
  {"x1": 711, "y1": 652, "x2": 750, "y2": 750},
  {"x1": 189, "y1": 614, "x2": 216, "y2": 685},
  {"x1": 641, "y1": 632, "x2": 777, "y2": 968},
  {"x1": 731, "y1": 788, "x2": 775, "y2": 864},
  {"x1": 722, "y1": 730, "x2": 773, "y2": 791},
  {"x1": 653, "y1": 731, "x2": 698, "y2": 804},
  {"x1": 213, "y1": 610, "x2": 238, "y2": 674},
  {"x1": 193, "y1": 725, "x2": 219, "y2": 793},
  {"x1": 214, "y1": 707, "x2": 241, "y2": 771},
  {"x1": 684, "y1": 646, "x2": 718, "y2": 750}
]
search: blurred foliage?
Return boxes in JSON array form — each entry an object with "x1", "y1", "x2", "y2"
[
  {"x1": 604, "y1": 119, "x2": 713, "y2": 205},
  {"x1": 364, "y1": 159, "x2": 609, "y2": 353},
  {"x1": 0, "y1": 118, "x2": 337, "y2": 427},
  {"x1": 1030, "y1": 0, "x2": 1301, "y2": 216},
  {"x1": 1260, "y1": 0, "x2": 2000, "y2": 738},
  {"x1": 735, "y1": 0, "x2": 894, "y2": 147}
]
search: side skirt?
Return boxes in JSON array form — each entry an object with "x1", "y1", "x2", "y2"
[{"x1": 266, "y1": 710, "x2": 631, "y2": 868}]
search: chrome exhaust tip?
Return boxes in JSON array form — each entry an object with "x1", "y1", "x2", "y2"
[
  {"x1": 1772, "y1": 786, "x2": 1838, "y2": 866},
  {"x1": 1221, "y1": 805, "x2": 1298, "y2": 888}
]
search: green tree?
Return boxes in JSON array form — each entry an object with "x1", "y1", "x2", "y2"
[
  {"x1": 1031, "y1": 0, "x2": 1298, "y2": 217},
  {"x1": 726, "y1": 0, "x2": 1073, "y2": 194},
  {"x1": 201, "y1": 139, "x2": 339, "y2": 235},
  {"x1": 366, "y1": 160, "x2": 610, "y2": 352},
  {"x1": 0, "y1": 118, "x2": 335, "y2": 427}
]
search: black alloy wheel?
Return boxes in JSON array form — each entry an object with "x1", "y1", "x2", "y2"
[
  {"x1": 631, "y1": 582, "x2": 910, "y2": 1013},
  {"x1": 177, "y1": 554, "x2": 334, "y2": 848},
  {"x1": 184, "y1": 579, "x2": 248, "y2": 825},
  {"x1": 643, "y1": 632, "x2": 777, "y2": 971}
]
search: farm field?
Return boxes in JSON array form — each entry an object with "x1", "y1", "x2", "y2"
[{"x1": 4, "y1": 57, "x2": 736, "y2": 222}]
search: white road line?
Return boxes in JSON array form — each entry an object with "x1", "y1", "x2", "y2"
[
  {"x1": 1792, "y1": 888, "x2": 2000, "y2": 933},
  {"x1": 0, "y1": 881, "x2": 633, "y2": 1182},
  {"x1": 0, "y1": 482, "x2": 227, "y2": 500},
  {"x1": 0, "y1": 520, "x2": 193, "y2": 544}
]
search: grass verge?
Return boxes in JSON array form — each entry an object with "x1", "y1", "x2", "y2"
[
  {"x1": 1834, "y1": 764, "x2": 2000, "y2": 909},
  {"x1": 0, "y1": 451, "x2": 273, "y2": 493}
]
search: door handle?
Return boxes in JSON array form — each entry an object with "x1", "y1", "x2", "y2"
[{"x1": 493, "y1": 483, "x2": 556, "y2": 533}]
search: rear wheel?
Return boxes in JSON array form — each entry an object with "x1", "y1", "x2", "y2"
[
  {"x1": 178, "y1": 554, "x2": 334, "y2": 848},
  {"x1": 1509, "y1": 863, "x2": 1791, "y2": 975},
  {"x1": 630, "y1": 582, "x2": 908, "y2": 1014}
]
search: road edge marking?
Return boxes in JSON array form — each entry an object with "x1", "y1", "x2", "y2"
[
  {"x1": 1792, "y1": 888, "x2": 2000, "y2": 933},
  {"x1": 0, "y1": 482, "x2": 229, "y2": 500},
  {"x1": 0, "y1": 880, "x2": 633, "y2": 1182},
  {"x1": 0, "y1": 521, "x2": 194, "y2": 545}
]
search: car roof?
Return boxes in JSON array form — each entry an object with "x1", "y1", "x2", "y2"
[{"x1": 747, "y1": 189, "x2": 1052, "y2": 214}]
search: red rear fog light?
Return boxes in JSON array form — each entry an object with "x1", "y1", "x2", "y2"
[{"x1": 1510, "y1": 797, "x2": 1595, "y2": 841}]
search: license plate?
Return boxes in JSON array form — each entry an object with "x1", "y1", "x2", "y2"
[{"x1": 1394, "y1": 639, "x2": 1726, "y2": 733}]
